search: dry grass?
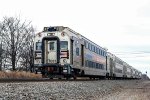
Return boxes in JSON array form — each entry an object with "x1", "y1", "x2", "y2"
[{"x1": 0, "y1": 71, "x2": 42, "y2": 79}]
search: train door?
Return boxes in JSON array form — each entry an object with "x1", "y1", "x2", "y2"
[
  {"x1": 123, "y1": 65, "x2": 126, "y2": 77},
  {"x1": 81, "y1": 44, "x2": 84, "y2": 66},
  {"x1": 45, "y1": 40, "x2": 57, "y2": 64},
  {"x1": 70, "y1": 39, "x2": 74, "y2": 64},
  {"x1": 110, "y1": 58, "x2": 113, "y2": 76}
]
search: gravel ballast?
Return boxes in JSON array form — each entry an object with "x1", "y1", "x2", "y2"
[{"x1": 0, "y1": 80, "x2": 149, "y2": 100}]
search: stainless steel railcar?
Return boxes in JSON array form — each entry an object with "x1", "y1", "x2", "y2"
[
  {"x1": 33, "y1": 26, "x2": 141, "y2": 79},
  {"x1": 106, "y1": 52, "x2": 142, "y2": 79},
  {"x1": 33, "y1": 26, "x2": 107, "y2": 79}
]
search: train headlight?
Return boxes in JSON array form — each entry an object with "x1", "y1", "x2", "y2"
[
  {"x1": 63, "y1": 59, "x2": 67, "y2": 63},
  {"x1": 61, "y1": 32, "x2": 65, "y2": 36}
]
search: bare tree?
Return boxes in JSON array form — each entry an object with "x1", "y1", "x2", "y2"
[
  {"x1": 0, "y1": 16, "x2": 35, "y2": 71},
  {"x1": 19, "y1": 27, "x2": 34, "y2": 71},
  {"x1": 0, "y1": 23, "x2": 4, "y2": 71},
  {"x1": 0, "y1": 41, "x2": 3, "y2": 71}
]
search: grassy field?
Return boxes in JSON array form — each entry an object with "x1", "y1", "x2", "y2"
[{"x1": 0, "y1": 71, "x2": 42, "y2": 79}]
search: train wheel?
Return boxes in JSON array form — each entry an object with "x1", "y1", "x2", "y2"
[
  {"x1": 73, "y1": 75, "x2": 77, "y2": 80},
  {"x1": 66, "y1": 77, "x2": 70, "y2": 80}
]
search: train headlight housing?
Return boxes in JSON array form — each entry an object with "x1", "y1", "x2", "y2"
[{"x1": 63, "y1": 59, "x2": 67, "y2": 63}]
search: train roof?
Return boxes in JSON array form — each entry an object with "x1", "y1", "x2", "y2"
[{"x1": 42, "y1": 26, "x2": 107, "y2": 51}]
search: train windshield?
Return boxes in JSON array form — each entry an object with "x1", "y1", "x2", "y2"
[
  {"x1": 36, "y1": 42, "x2": 42, "y2": 50},
  {"x1": 60, "y1": 41, "x2": 68, "y2": 50}
]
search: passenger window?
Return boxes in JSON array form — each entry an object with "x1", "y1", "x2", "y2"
[
  {"x1": 85, "y1": 60, "x2": 88, "y2": 67},
  {"x1": 104, "y1": 52, "x2": 106, "y2": 57},
  {"x1": 60, "y1": 41, "x2": 68, "y2": 50},
  {"x1": 95, "y1": 47, "x2": 97, "y2": 53},
  {"x1": 96, "y1": 63, "x2": 99, "y2": 69},
  {"x1": 49, "y1": 42, "x2": 55, "y2": 50},
  {"x1": 86, "y1": 42, "x2": 88, "y2": 48},
  {"x1": 36, "y1": 42, "x2": 42, "y2": 50},
  {"x1": 99, "y1": 49, "x2": 101, "y2": 55},
  {"x1": 76, "y1": 48, "x2": 79, "y2": 56},
  {"x1": 101, "y1": 50, "x2": 103, "y2": 56},
  {"x1": 102, "y1": 51, "x2": 104, "y2": 56},
  {"x1": 92, "y1": 45, "x2": 94, "y2": 52},
  {"x1": 84, "y1": 41, "x2": 87, "y2": 48},
  {"x1": 97, "y1": 48, "x2": 99, "y2": 54},
  {"x1": 88, "y1": 43, "x2": 90, "y2": 50}
]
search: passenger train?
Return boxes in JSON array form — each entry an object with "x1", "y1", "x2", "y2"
[{"x1": 33, "y1": 26, "x2": 142, "y2": 79}]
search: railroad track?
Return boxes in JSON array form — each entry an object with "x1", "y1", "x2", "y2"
[{"x1": 0, "y1": 78, "x2": 102, "y2": 83}]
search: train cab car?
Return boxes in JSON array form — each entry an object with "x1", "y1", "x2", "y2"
[{"x1": 33, "y1": 26, "x2": 107, "y2": 78}]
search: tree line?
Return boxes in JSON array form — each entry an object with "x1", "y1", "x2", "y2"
[{"x1": 0, "y1": 16, "x2": 35, "y2": 71}]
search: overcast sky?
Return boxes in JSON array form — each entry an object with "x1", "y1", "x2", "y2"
[{"x1": 0, "y1": 0, "x2": 150, "y2": 77}]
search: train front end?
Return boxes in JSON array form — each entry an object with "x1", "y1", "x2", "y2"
[{"x1": 33, "y1": 26, "x2": 72, "y2": 78}]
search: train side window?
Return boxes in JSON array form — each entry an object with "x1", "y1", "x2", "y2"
[
  {"x1": 99, "y1": 49, "x2": 101, "y2": 55},
  {"x1": 88, "y1": 61, "x2": 90, "y2": 67},
  {"x1": 101, "y1": 64, "x2": 104, "y2": 69},
  {"x1": 84, "y1": 41, "x2": 87, "y2": 48},
  {"x1": 36, "y1": 42, "x2": 42, "y2": 50},
  {"x1": 60, "y1": 41, "x2": 68, "y2": 50},
  {"x1": 93, "y1": 62, "x2": 96, "y2": 68},
  {"x1": 99, "y1": 64, "x2": 101, "y2": 69},
  {"x1": 103, "y1": 51, "x2": 105, "y2": 57},
  {"x1": 96, "y1": 63, "x2": 99, "y2": 69},
  {"x1": 86, "y1": 42, "x2": 88, "y2": 48},
  {"x1": 91, "y1": 62, "x2": 93, "y2": 68},
  {"x1": 95, "y1": 47, "x2": 97, "y2": 53},
  {"x1": 101, "y1": 50, "x2": 103, "y2": 56},
  {"x1": 101, "y1": 64, "x2": 103, "y2": 69},
  {"x1": 104, "y1": 51, "x2": 106, "y2": 57},
  {"x1": 85, "y1": 60, "x2": 88, "y2": 67},
  {"x1": 76, "y1": 48, "x2": 79, "y2": 56},
  {"x1": 97, "y1": 48, "x2": 99, "y2": 54},
  {"x1": 92, "y1": 62, "x2": 94, "y2": 68},
  {"x1": 98, "y1": 64, "x2": 100, "y2": 69},
  {"x1": 92, "y1": 45, "x2": 94, "y2": 52},
  {"x1": 99, "y1": 64, "x2": 102, "y2": 69},
  {"x1": 84, "y1": 41, "x2": 86, "y2": 47},
  {"x1": 88, "y1": 43, "x2": 90, "y2": 50},
  {"x1": 90, "y1": 44, "x2": 92, "y2": 51},
  {"x1": 89, "y1": 61, "x2": 92, "y2": 68}
]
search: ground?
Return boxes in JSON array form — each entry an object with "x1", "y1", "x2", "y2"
[
  {"x1": 0, "y1": 80, "x2": 149, "y2": 100},
  {"x1": 103, "y1": 80, "x2": 150, "y2": 100}
]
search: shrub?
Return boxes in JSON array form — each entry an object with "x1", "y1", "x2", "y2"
[{"x1": 0, "y1": 71, "x2": 42, "y2": 79}]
